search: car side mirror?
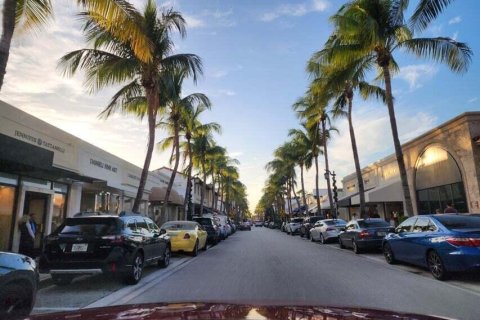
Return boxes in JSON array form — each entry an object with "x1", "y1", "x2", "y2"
[{"x1": 160, "y1": 229, "x2": 167, "y2": 235}]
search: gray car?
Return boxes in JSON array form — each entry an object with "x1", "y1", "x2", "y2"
[{"x1": 310, "y1": 219, "x2": 347, "y2": 244}]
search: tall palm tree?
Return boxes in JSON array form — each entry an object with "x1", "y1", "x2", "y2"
[
  {"x1": 308, "y1": 59, "x2": 386, "y2": 217},
  {"x1": 323, "y1": 0, "x2": 471, "y2": 215},
  {"x1": 1, "y1": 0, "x2": 156, "y2": 91},
  {"x1": 156, "y1": 68, "x2": 211, "y2": 215},
  {"x1": 180, "y1": 105, "x2": 220, "y2": 219},
  {"x1": 205, "y1": 144, "x2": 226, "y2": 210},
  {"x1": 58, "y1": 0, "x2": 203, "y2": 213}
]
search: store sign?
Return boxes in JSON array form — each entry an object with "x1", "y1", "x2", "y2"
[
  {"x1": 89, "y1": 158, "x2": 118, "y2": 173},
  {"x1": 14, "y1": 130, "x2": 66, "y2": 153}
]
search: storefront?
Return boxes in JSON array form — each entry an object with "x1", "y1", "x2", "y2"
[
  {"x1": 339, "y1": 112, "x2": 480, "y2": 217},
  {"x1": 0, "y1": 100, "x2": 163, "y2": 253}
]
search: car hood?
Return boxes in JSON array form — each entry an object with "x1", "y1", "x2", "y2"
[
  {"x1": 27, "y1": 302, "x2": 448, "y2": 320},
  {"x1": 0, "y1": 252, "x2": 36, "y2": 273}
]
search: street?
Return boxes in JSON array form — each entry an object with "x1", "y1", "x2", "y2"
[{"x1": 34, "y1": 228, "x2": 480, "y2": 319}]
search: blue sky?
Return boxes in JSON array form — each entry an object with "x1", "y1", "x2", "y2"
[{"x1": 1, "y1": 0, "x2": 479, "y2": 210}]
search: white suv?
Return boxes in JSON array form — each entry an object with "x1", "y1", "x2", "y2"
[{"x1": 286, "y1": 217, "x2": 304, "y2": 235}]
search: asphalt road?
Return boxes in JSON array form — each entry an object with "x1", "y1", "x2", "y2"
[{"x1": 120, "y1": 227, "x2": 480, "y2": 320}]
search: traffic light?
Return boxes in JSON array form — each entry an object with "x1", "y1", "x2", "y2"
[{"x1": 332, "y1": 172, "x2": 338, "y2": 203}]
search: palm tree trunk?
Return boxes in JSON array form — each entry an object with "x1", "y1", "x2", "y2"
[
  {"x1": 163, "y1": 119, "x2": 180, "y2": 218},
  {"x1": 0, "y1": 0, "x2": 16, "y2": 91},
  {"x1": 300, "y1": 164, "x2": 307, "y2": 211},
  {"x1": 322, "y1": 119, "x2": 334, "y2": 215},
  {"x1": 287, "y1": 183, "x2": 292, "y2": 217},
  {"x1": 291, "y1": 177, "x2": 301, "y2": 209},
  {"x1": 133, "y1": 87, "x2": 158, "y2": 213},
  {"x1": 220, "y1": 179, "x2": 224, "y2": 213},
  {"x1": 183, "y1": 138, "x2": 193, "y2": 220},
  {"x1": 314, "y1": 155, "x2": 321, "y2": 215},
  {"x1": 200, "y1": 159, "x2": 206, "y2": 216},
  {"x1": 347, "y1": 97, "x2": 366, "y2": 218},
  {"x1": 211, "y1": 166, "x2": 216, "y2": 210},
  {"x1": 383, "y1": 65, "x2": 414, "y2": 216}
]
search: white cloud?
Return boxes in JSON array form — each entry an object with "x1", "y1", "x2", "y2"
[
  {"x1": 184, "y1": 14, "x2": 206, "y2": 28},
  {"x1": 452, "y1": 31, "x2": 458, "y2": 40},
  {"x1": 261, "y1": 0, "x2": 329, "y2": 22},
  {"x1": 448, "y1": 16, "x2": 462, "y2": 25},
  {"x1": 211, "y1": 69, "x2": 229, "y2": 78},
  {"x1": 468, "y1": 97, "x2": 478, "y2": 103},
  {"x1": 218, "y1": 89, "x2": 236, "y2": 96},
  {"x1": 397, "y1": 64, "x2": 438, "y2": 90}
]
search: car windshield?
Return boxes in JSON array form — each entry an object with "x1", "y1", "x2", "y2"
[
  {"x1": 435, "y1": 215, "x2": 480, "y2": 230},
  {"x1": 4, "y1": 1, "x2": 479, "y2": 319},
  {"x1": 358, "y1": 220, "x2": 390, "y2": 228},
  {"x1": 58, "y1": 218, "x2": 119, "y2": 236},
  {"x1": 162, "y1": 222, "x2": 196, "y2": 231}
]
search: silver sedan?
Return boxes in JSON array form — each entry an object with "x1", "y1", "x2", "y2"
[{"x1": 310, "y1": 219, "x2": 347, "y2": 244}]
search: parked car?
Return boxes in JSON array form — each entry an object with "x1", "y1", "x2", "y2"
[
  {"x1": 192, "y1": 217, "x2": 220, "y2": 245},
  {"x1": 338, "y1": 218, "x2": 394, "y2": 254},
  {"x1": 286, "y1": 217, "x2": 304, "y2": 235},
  {"x1": 229, "y1": 221, "x2": 237, "y2": 233},
  {"x1": 161, "y1": 221, "x2": 208, "y2": 256},
  {"x1": 310, "y1": 219, "x2": 347, "y2": 243},
  {"x1": 299, "y1": 215, "x2": 324, "y2": 238},
  {"x1": 0, "y1": 252, "x2": 39, "y2": 319},
  {"x1": 281, "y1": 221, "x2": 287, "y2": 232},
  {"x1": 213, "y1": 215, "x2": 231, "y2": 239},
  {"x1": 254, "y1": 221, "x2": 264, "y2": 227},
  {"x1": 383, "y1": 214, "x2": 480, "y2": 280},
  {"x1": 40, "y1": 212, "x2": 171, "y2": 286}
]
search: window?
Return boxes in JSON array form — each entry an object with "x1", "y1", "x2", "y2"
[
  {"x1": 435, "y1": 215, "x2": 480, "y2": 230},
  {"x1": 358, "y1": 220, "x2": 390, "y2": 228},
  {"x1": 126, "y1": 219, "x2": 137, "y2": 232},
  {"x1": 413, "y1": 218, "x2": 430, "y2": 232},
  {"x1": 146, "y1": 219, "x2": 159, "y2": 233},
  {"x1": 58, "y1": 218, "x2": 119, "y2": 236},
  {"x1": 0, "y1": 185, "x2": 15, "y2": 251},
  {"x1": 396, "y1": 217, "x2": 417, "y2": 233},
  {"x1": 346, "y1": 224, "x2": 355, "y2": 231},
  {"x1": 136, "y1": 219, "x2": 150, "y2": 234}
]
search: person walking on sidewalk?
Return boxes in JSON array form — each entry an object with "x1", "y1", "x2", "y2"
[{"x1": 19, "y1": 212, "x2": 37, "y2": 258}]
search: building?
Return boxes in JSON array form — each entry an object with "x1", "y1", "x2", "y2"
[
  {"x1": 338, "y1": 112, "x2": 480, "y2": 220},
  {"x1": 0, "y1": 101, "x2": 172, "y2": 253}
]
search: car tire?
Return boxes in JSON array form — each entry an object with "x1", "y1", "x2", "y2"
[
  {"x1": 320, "y1": 234, "x2": 325, "y2": 244},
  {"x1": 339, "y1": 237, "x2": 345, "y2": 249},
  {"x1": 0, "y1": 282, "x2": 33, "y2": 319},
  {"x1": 352, "y1": 240, "x2": 362, "y2": 254},
  {"x1": 427, "y1": 250, "x2": 449, "y2": 280},
  {"x1": 192, "y1": 241, "x2": 199, "y2": 257},
  {"x1": 158, "y1": 246, "x2": 171, "y2": 268},
  {"x1": 51, "y1": 274, "x2": 74, "y2": 286},
  {"x1": 125, "y1": 252, "x2": 144, "y2": 285},
  {"x1": 383, "y1": 243, "x2": 397, "y2": 265},
  {"x1": 201, "y1": 241, "x2": 208, "y2": 251}
]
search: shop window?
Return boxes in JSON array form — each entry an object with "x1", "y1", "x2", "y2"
[
  {"x1": 51, "y1": 193, "x2": 66, "y2": 232},
  {"x1": 0, "y1": 185, "x2": 15, "y2": 251}
]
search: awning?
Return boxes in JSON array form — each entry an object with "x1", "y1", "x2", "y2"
[
  {"x1": 320, "y1": 199, "x2": 331, "y2": 210},
  {"x1": 338, "y1": 192, "x2": 359, "y2": 207},
  {"x1": 365, "y1": 180, "x2": 403, "y2": 203},
  {"x1": 149, "y1": 187, "x2": 184, "y2": 205},
  {"x1": 308, "y1": 205, "x2": 318, "y2": 214}
]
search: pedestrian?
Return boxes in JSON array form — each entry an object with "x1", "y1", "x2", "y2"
[
  {"x1": 444, "y1": 203, "x2": 458, "y2": 213},
  {"x1": 19, "y1": 212, "x2": 37, "y2": 258},
  {"x1": 352, "y1": 212, "x2": 357, "y2": 220},
  {"x1": 389, "y1": 212, "x2": 396, "y2": 227},
  {"x1": 435, "y1": 208, "x2": 442, "y2": 214}
]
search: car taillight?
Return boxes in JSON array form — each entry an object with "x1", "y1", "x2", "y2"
[
  {"x1": 359, "y1": 230, "x2": 371, "y2": 239},
  {"x1": 447, "y1": 237, "x2": 480, "y2": 247},
  {"x1": 184, "y1": 233, "x2": 191, "y2": 239},
  {"x1": 102, "y1": 235, "x2": 124, "y2": 244}
]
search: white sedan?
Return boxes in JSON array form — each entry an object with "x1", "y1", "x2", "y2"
[
  {"x1": 310, "y1": 219, "x2": 347, "y2": 244},
  {"x1": 286, "y1": 217, "x2": 304, "y2": 235}
]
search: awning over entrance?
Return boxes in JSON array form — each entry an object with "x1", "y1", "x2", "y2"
[
  {"x1": 365, "y1": 180, "x2": 403, "y2": 203},
  {"x1": 149, "y1": 187, "x2": 184, "y2": 205}
]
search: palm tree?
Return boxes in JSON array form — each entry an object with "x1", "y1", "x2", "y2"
[
  {"x1": 308, "y1": 59, "x2": 386, "y2": 217},
  {"x1": 323, "y1": 0, "x2": 471, "y2": 215},
  {"x1": 58, "y1": 0, "x2": 203, "y2": 213},
  {"x1": 1, "y1": 0, "x2": 157, "y2": 91},
  {"x1": 180, "y1": 104, "x2": 220, "y2": 219},
  {"x1": 156, "y1": 68, "x2": 211, "y2": 215}
]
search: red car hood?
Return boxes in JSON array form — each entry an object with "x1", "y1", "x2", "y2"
[{"x1": 28, "y1": 302, "x2": 450, "y2": 320}]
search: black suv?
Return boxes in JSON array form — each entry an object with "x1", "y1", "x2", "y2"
[
  {"x1": 192, "y1": 216, "x2": 220, "y2": 245},
  {"x1": 39, "y1": 212, "x2": 171, "y2": 286},
  {"x1": 300, "y1": 215, "x2": 324, "y2": 238}
]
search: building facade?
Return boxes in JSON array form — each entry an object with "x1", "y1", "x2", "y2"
[{"x1": 338, "y1": 112, "x2": 480, "y2": 219}]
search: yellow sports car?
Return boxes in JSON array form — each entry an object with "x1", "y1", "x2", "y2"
[{"x1": 161, "y1": 221, "x2": 208, "y2": 256}]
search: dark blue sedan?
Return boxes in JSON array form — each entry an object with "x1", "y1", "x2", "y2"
[{"x1": 383, "y1": 214, "x2": 480, "y2": 280}]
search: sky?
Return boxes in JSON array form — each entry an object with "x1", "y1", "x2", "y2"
[{"x1": 1, "y1": 0, "x2": 479, "y2": 211}]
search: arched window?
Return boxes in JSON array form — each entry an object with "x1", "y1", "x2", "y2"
[{"x1": 415, "y1": 146, "x2": 467, "y2": 214}]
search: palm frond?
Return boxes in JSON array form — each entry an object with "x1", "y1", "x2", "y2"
[
  {"x1": 15, "y1": 0, "x2": 53, "y2": 34},
  {"x1": 410, "y1": 0, "x2": 455, "y2": 31}
]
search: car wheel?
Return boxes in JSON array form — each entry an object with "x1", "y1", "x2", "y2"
[
  {"x1": 310, "y1": 234, "x2": 315, "y2": 242},
  {"x1": 51, "y1": 274, "x2": 74, "y2": 286},
  {"x1": 0, "y1": 282, "x2": 33, "y2": 319},
  {"x1": 339, "y1": 237, "x2": 345, "y2": 249},
  {"x1": 159, "y1": 246, "x2": 171, "y2": 268},
  {"x1": 353, "y1": 240, "x2": 362, "y2": 254},
  {"x1": 125, "y1": 252, "x2": 144, "y2": 285},
  {"x1": 383, "y1": 243, "x2": 397, "y2": 264},
  {"x1": 201, "y1": 240, "x2": 208, "y2": 251},
  {"x1": 427, "y1": 250, "x2": 449, "y2": 280},
  {"x1": 192, "y1": 241, "x2": 199, "y2": 257},
  {"x1": 320, "y1": 234, "x2": 325, "y2": 244}
]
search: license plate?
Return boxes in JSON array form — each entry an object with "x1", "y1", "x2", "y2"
[
  {"x1": 71, "y1": 243, "x2": 88, "y2": 252},
  {"x1": 377, "y1": 232, "x2": 386, "y2": 236}
]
